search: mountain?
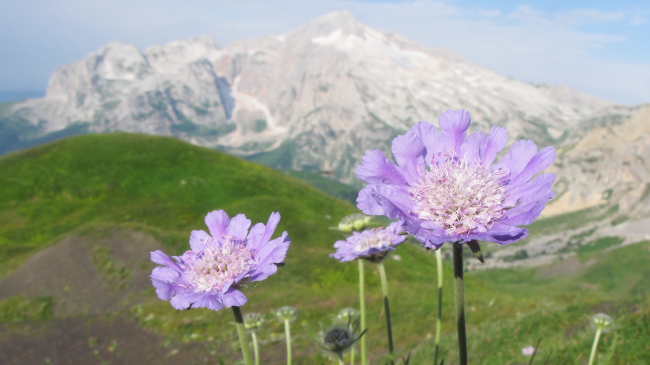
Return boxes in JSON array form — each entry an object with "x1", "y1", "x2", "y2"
[{"x1": 4, "y1": 11, "x2": 645, "y2": 185}]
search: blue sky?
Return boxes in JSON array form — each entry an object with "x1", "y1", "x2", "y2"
[{"x1": 1, "y1": 0, "x2": 648, "y2": 104}]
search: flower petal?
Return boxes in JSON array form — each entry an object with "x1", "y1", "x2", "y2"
[
  {"x1": 259, "y1": 212, "x2": 281, "y2": 248},
  {"x1": 460, "y1": 130, "x2": 486, "y2": 165},
  {"x1": 356, "y1": 150, "x2": 410, "y2": 186},
  {"x1": 190, "y1": 293, "x2": 225, "y2": 311},
  {"x1": 357, "y1": 184, "x2": 385, "y2": 215},
  {"x1": 391, "y1": 128, "x2": 425, "y2": 184},
  {"x1": 482, "y1": 126, "x2": 508, "y2": 166},
  {"x1": 499, "y1": 140, "x2": 538, "y2": 182},
  {"x1": 222, "y1": 289, "x2": 248, "y2": 307},
  {"x1": 151, "y1": 266, "x2": 180, "y2": 283},
  {"x1": 225, "y1": 214, "x2": 252, "y2": 239},
  {"x1": 475, "y1": 224, "x2": 529, "y2": 245},
  {"x1": 205, "y1": 210, "x2": 230, "y2": 238},
  {"x1": 438, "y1": 109, "x2": 471, "y2": 154},
  {"x1": 414, "y1": 121, "x2": 444, "y2": 167},
  {"x1": 189, "y1": 230, "x2": 211, "y2": 251},
  {"x1": 150, "y1": 250, "x2": 181, "y2": 272},
  {"x1": 509, "y1": 147, "x2": 556, "y2": 188},
  {"x1": 151, "y1": 278, "x2": 177, "y2": 300},
  {"x1": 504, "y1": 173, "x2": 556, "y2": 208}
]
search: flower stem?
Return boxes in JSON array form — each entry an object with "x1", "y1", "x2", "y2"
[
  {"x1": 378, "y1": 261, "x2": 394, "y2": 365},
  {"x1": 452, "y1": 242, "x2": 468, "y2": 365},
  {"x1": 434, "y1": 249, "x2": 443, "y2": 365},
  {"x1": 251, "y1": 331, "x2": 260, "y2": 365},
  {"x1": 232, "y1": 306, "x2": 252, "y2": 365},
  {"x1": 284, "y1": 319, "x2": 292, "y2": 365},
  {"x1": 588, "y1": 328, "x2": 602, "y2": 365},
  {"x1": 358, "y1": 259, "x2": 367, "y2": 365}
]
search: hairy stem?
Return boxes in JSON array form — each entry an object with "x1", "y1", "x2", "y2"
[
  {"x1": 232, "y1": 306, "x2": 252, "y2": 365},
  {"x1": 358, "y1": 259, "x2": 367, "y2": 365},
  {"x1": 453, "y1": 242, "x2": 468, "y2": 365},
  {"x1": 588, "y1": 329, "x2": 602, "y2": 365},
  {"x1": 284, "y1": 319, "x2": 292, "y2": 365},
  {"x1": 378, "y1": 261, "x2": 394, "y2": 365},
  {"x1": 251, "y1": 331, "x2": 260, "y2": 365},
  {"x1": 434, "y1": 249, "x2": 443, "y2": 365}
]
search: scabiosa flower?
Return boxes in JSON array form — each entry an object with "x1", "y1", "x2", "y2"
[
  {"x1": 356, "y1": 109, "x2": 556, "y2": 249},
  {"x1": 329, "y1": 221, "x2": 406, "y2": 263},
  {"x1": 150, "y1": 210, "x2": 290, "y2": 311}
]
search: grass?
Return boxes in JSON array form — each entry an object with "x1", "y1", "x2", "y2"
[{"x1": 0, "y1": 133, "x2": 649, "y2": 364}]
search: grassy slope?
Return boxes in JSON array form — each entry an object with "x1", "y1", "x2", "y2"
[{"x1": 0, "y1": 133, "x2": 648, "y2": 364}]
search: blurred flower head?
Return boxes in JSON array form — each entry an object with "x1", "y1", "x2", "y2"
[
  {"x1": 329, "y1": 222, "x2": 406, "y2": 263},
  {"x1": 150, "y1": 210, "x2": 290, "y2": 312},
  {"x1": 244, "y1": 312, "x2": 266, "y2": 332},
  {"x1": 355, "y1": 109, "x2": 556, "y2": 249},
  {"x1": 521, "y1": 346, "x2": 535, "y2": 356},
  {"x1": 590, "y1": 313, "x2": 614, "y2": 332},
  {"x1": 274, "y1": 306, "x2": 299, "y2": 322},
  {"x1": 318, "y1": 324, "x2": 365, "y2": 360},
  {"x1": 336, "y1": 213, "x2": 373, "y2": 233}
]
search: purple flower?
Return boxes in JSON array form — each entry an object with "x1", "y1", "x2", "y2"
[
  {"x1": 329, "y1": 221, "x2": 406, "y2": 262},
  {"x1": 356, "y1": 109, "x2": 556, "y2": 249},
  {"x1": 150, "y1": 210, "x2": 290, "y2": 311}
]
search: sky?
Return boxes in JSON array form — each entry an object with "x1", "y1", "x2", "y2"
[{"x1": 0, "y1": 0, "x2": 648, "y2": 104}]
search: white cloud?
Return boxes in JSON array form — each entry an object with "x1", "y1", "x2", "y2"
[
  {"x1": 555, "y1": 9, "x2": 626, "y2": 25},
  {"x1": 630, "y1": 15, "x2": 648, "y2": 26}
]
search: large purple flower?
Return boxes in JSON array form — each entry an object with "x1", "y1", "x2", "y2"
[
  {"x1": 329, "y1": 221, "x2": 406, "y2": 262},
  {"x1": 356, "y1": 109, "x2": 556, "y2": 250},
  {"x1": 150, "y1": 210, "x2": 290, "y2": 311}
]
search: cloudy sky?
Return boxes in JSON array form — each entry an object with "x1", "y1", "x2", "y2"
[{"x1": 1, "y1": 0, "x2": 648, "y2": 104}]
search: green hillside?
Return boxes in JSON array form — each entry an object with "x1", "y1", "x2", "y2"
[{"x1": 0, "y1": 133, "x2": 648, "y2": 364}]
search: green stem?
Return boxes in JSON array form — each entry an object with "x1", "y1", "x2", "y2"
[
  {"x1": 284, "y1": 319, "x2": 292, "y2": 365},
  {"x1": 378, "y1": 261, "x2": 394, "y2": 365},
  {"x1": 434, "y1": 249, "x2": 443, "y2": 365},
  {"x1": 339, "y1": 359, "x2": 345, "y2": 365},
  {"x1": 588, "y1": 329, "x2": 602, "y2": 365},
  {"x1": 232, "y1": 306, "x2": 252, "y2": 365},
  {"x1": 358, "y1": 259, "x2": 367, "y2": 365},
  {"x1": 349, "y1": 323, "x2": 356, "y2": 365},
  {"x1": 452, "y1": 242, "x2": 468, "y2": 365},
  {"x1": 252, "y1": 331, "x2": 260, "y2": 365}
]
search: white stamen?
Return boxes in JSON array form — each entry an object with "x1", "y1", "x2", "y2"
[{"x1": 410, "y1": 156, "x2": 506, "y2": 236}]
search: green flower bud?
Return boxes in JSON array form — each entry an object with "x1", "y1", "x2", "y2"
[
  {"x1": 590, "y1": 313, "x2": 614, "y2": 332},
  {"x1": 337, "y1": 214, "x2": 373, "y2": 233},
  {"x1": 274, "y1": 306, "x2": 299, "y2": 322},
  {"x1": 243, "y1": 312, "x2": 266, "y2": 331}
]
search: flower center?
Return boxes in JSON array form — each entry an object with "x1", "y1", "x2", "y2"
[
  {"x1": 184, "y1": 238, "x2": 255, "y2": 293},
  {"x1": 355, "y1": 230, "x2": 393, "y2": 252},
  {"x1": 410, "y1": 157, "x2": 506, "y2": 235}
]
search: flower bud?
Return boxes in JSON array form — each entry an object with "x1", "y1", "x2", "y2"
[
  {"x1": 274, "y1": 306, "x2": 299, "y2": 322},
  {"x1": 337, "y1": 214, "x2": 373, "y2": 233},
  {"x1": 243, "y1": 312, "x2": 265, "y2": 331},
  {"x1": 590, "y1": 313, "x2": 613, "y2": 332}
]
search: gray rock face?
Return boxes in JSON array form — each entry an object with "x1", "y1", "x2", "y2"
[{"x1": 6, "y1": 11, "x2": 645, "y2": 189}]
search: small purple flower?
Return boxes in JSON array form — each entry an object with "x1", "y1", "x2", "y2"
[
  {"x1": 150, "y1": 210, "x2": 290, "y2": 311},
  {"x1": 329, "y1": 222, "x2": 406, "y2": 262},
  {"x1": 356, "y1": 110, "x2": 556, "y2": 249}
]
